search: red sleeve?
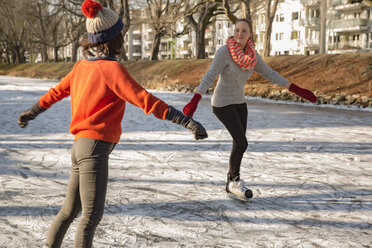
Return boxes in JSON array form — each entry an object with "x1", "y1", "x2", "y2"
[
  {"x1": 39, "y1": 68, "x2": 74, "y2": 108},
  {"x1": 101, "y1": 62, "x2": 169, "y2": 120}
]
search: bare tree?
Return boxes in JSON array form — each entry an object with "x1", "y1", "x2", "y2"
[
  {"x1": 55, "y1": 0, "x2": 86, "y2": 62},
  {"x1": 146, "y1": 0, "x2": 189, "y2": 60},
  {"x1": 263, "y1": 0, "x2": 280, "y2": 57},
  {"x1": 216, "y1": 0, "x2": 264, "y2": 46},
  {"x1": 222, "y1": 0, "x2": 255, "y2": 27},
  {"x1": 119, "y1": 0, "x2": 131, "y2": 61},
  {"x1": 319, "y1": 0, "x2": 327, "y2": 54},
  {"x1": 186, "y1": 1, "x2": 222, "y2": 59},
  {"x1": 0, "y1": 0, "x2": 31, "y2": 63},
  {"x1": 92, "y1": 0, "x2": 131, "y2": 60}
]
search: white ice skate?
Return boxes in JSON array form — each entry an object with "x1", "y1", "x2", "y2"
[{"x1": 226, "y1": 179, "x2": 253, "y2": 201}]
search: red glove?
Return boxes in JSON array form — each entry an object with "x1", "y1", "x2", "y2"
[
  {"x1": 183, "y1": 93, "x2": 202, "y2": 117},
  {"x1": 289, "y1": 83, "x2": 317, "y2": 103}
]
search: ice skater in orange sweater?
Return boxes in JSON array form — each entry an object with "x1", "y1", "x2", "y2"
[{"x1": 17, "y1": 1, "x2": 207, "y2": 247}]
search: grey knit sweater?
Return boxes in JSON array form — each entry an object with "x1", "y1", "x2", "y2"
[{"x1": 198, "y1": 45, "x2": 288, "y2": 107}]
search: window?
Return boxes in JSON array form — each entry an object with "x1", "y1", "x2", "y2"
[
  {"x1": 227, "y1": 22, "x2": 231, "y2": 28},
  {"x1": 261, "y1": 15, "x2": 265, "y2": 24},
  {"x1": 333, "y1": 36, "x2": 340, "y2": 42},
  {"x1": 218, "y1": 24, "x2": 222, "y2": 29},
  {"x1": 312, "y1": 9, "x2": 320, "y2": 18},
  {"x1": 275, "y1": 33, "x2": 284, "y2": 40},
  {"x1": 352, "y1": 34, "x2": 360, "y2": 41},
  {"x1": 276, "y1": 14, "x2": 284, "y2": 22},
  {"x1": 291, "y1": 31, "x2": 300, "y2": 39},
  {"x1": 292, "y1": 12, "x2": 299, "y2": 21},
  {"x1": 259, "y1": 32, "x2": 265, "y2": 42}
]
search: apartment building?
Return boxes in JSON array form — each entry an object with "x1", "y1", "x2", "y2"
[
  {"x1": 328, "y1": 0, "x2": 372, "y2": 53},
  {"x1": 123, "y1": 0, "x2": 371, "y2": 60},
  {"x1": 255, "y1": 0, "x2": 372, "y2": 56}
]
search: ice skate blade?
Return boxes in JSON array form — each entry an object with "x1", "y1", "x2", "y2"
[{"x1": 227, "y1": 193, "x2": 250, "y2": 202}]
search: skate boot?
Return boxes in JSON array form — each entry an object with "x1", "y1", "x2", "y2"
[{"x1": 226, "y1": 174, "x2": 253, "y2": 201}]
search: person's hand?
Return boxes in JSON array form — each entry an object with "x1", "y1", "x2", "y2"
[
  {"x1": 289, "y1": 83, "x2": 317, "y2": 103},
  {"x1": 183, "y1": 93, "x2": 201, "y2": 117},
  {"x1": 166, "y1": 106, "x2": 208, "y2": 140},
  {"x1": 18, "y1": 103, "x2": 47, "y2": 128}
]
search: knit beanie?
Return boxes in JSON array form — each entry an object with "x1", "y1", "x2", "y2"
[{"x1": 81, "y1": 0, "x2": 124, "y2": 43}]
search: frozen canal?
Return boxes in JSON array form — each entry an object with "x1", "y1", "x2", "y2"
[{"x1": 0, "y1": 75, "x2": 371, "y2": 247}]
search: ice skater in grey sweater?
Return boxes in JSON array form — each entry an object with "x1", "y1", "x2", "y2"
[{"x1": 183, "y1": 18, "x2": 317, "y2": 201}]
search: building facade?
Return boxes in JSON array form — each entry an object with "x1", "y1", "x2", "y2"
[
  {"x1": 122, "y1": 0, "x2": 372, "y2": 60},
  {"x1": 255, "y1": 0, "x2": 372, "y2": 56}
]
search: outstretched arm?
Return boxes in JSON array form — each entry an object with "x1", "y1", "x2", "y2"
[
  {"x1": 18, "y1": 68, "x2": 73, "y2": 128},
  {"x1": 103, "y1": 63, "x2": 208, "y2": 140},
  {"x1": 254, "y1": 54, "x2": 317, "y2": 103},
  {"x1": 287, "y1": 82, "x2": 317, "y2": 103},
  {"x1": 183, "y1": 46, "x2": 229, "y2": 117}
]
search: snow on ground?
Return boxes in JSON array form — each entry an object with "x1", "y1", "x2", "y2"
[{"x1": 0, "y1": 75, "x2": 371, "y2": 248}]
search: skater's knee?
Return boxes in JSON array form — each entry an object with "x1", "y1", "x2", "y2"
[
  {"x1": 58, "y1": 206, "x2": 80, "y2": 222},
  {"x1": 81, "y1": 208, "x2": 104, "y2": 227},
  {"x1": 234, "y1": 139, "x2": 248, "y2": 152}
]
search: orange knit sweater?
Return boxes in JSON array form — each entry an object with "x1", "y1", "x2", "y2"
[{"x1": 39, "y1": 59, "x2": 169, "y2": 143}]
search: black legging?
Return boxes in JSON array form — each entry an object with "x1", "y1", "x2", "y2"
[{"x1": 213, "y1": 103, "x2": 248, "y2": 180}]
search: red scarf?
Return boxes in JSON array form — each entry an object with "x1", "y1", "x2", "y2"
[{"x1": 226, "y1": 37, "x2": 257, "y2": 71}]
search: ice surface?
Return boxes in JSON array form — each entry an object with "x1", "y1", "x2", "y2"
[{"x1": 0, "y1": 76, "x2": 371, "y2": 247}]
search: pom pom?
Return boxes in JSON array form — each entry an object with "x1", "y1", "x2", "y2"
[{"x1": 81, "y1": 0, "x2": 103, "y2": 18}]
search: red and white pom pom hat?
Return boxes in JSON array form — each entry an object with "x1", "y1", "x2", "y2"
[{"x1": 81, "y1": 0, "x2": 124, "y2": 43}]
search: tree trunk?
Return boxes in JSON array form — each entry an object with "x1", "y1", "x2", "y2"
[
  {"x1": 263, "y1": 0, "x2": 280, "y2": 57},
  {"x1": 195, "y1": 28, "x2": 206, "y2": 59},
  {"x1": 42, "y1": 44, "x2": 49, "y2": 62},
  {"x1": 13, "y1": 46, "x2": 24, "y2": 64},
  {"x1": 241, "y1": 0, "x2": 252, "y2": 28},
  {"x1": 319, "y1": 0, "x2": 327, "y2": 54},
  {"x1": 5, "y1": 49, "x2": 11, "y2": 64},
  {"x1": 119, "y1": 0, "x2": 130, "y2": 61},
  {"x1": 54, "y1": 47, "x2": 59, "y2": 62},
  {"x1": 263, "y1": 25, "x2": 272, "y2": 57},
  {"x1": 120, "y1": 46, "x2": 128, "y2": 61},
  {"x1": 150, "y1": 33, "x2": 162, "y2": 61},
  {"x1": 186, "y1": 2, "x2": 219, "y2": 59},
  {"x1": 72, "y1": 41, "x2": 79, "y2": 62}
]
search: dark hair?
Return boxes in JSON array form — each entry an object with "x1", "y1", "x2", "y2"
[{"x1": 79, "y1": 33, "x2": 124, "y2": 57}]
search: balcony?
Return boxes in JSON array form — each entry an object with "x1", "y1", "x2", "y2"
[
  {"x1": 132, "y1": 39, "x2": 142, "y2": 46},
  {"x1": 179, "y1": 48, "x2": 192, "y2": 55},
  {"x1": 302, "y1": 0, "x2": 320, "y2": 7},
  {"x1": 205, "y1": 32, "x2": 214, "y2": 39},
  {"x1": 133, "y1": 30, "x2": 141, "y2": 35},
  {"x1": 305, "y1": 38, "x2": 319, "y2": 48},
  {"x1": 328, "y1": 18, "x2": 368, "y2": 32},
  {"x1": 300, "y1": 17, "x2": 320, "y2": 27},
  {"x1": 206, "y1": 47, "x2": 215, "y2": 53},
  {"x1": 331, "y1": 0, "x2": 364, "y2": 11},
  {"x1": 132, "y1": 52, "x2": 142, "y2": 57},
  {"x1": 328, "y1": 42, "x2": 362, "y2": 51}
]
